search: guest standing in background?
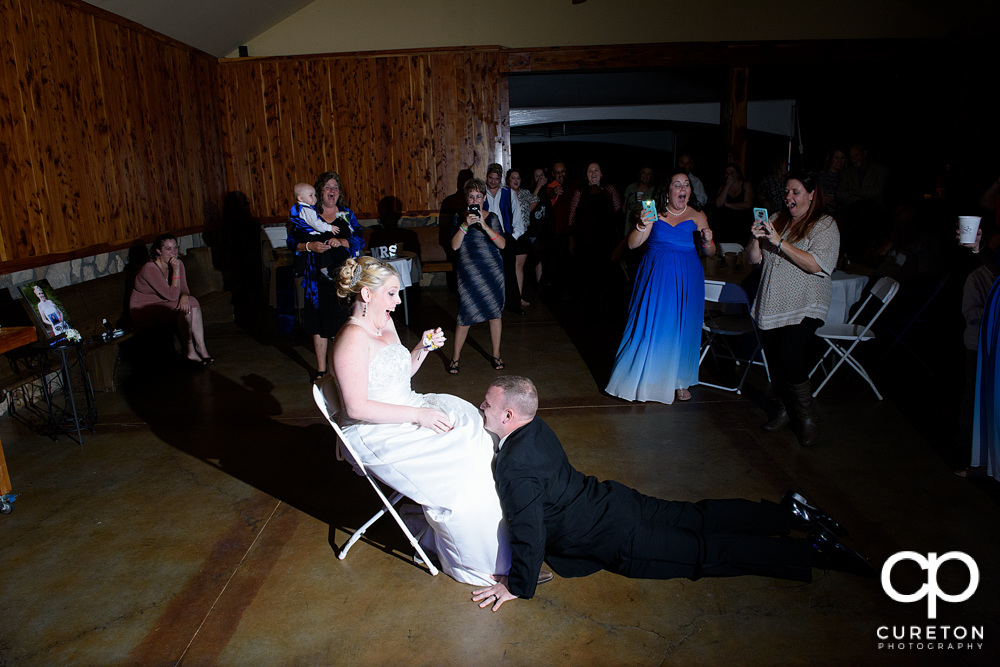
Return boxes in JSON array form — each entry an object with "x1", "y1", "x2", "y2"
[
  {"x1": 606, "y1": 168, "x2": 714, "y2": 404},
  {"x1": 817, "y1": 149, "x2": 847, "y2": 215},
  {"x1": 758, "y1": 155, "x2": 790, "y2": 217},
  {"x1": 507, "y1": 169, "x2": 539, "y2": 310},
  {"x1": 678, "y1": 154, "x2": 708, "y2": 208},
  {"x1": 748, "y1": 171, "x2": 839, "y2": 447},
  {"x1": 623, "y1": 166, "x2": 655, "y2": 235},
  {"x1": 568, "y1": 162, "x2": 622, "y2": 291},
  {"x1": 449, "y1": 178, "x2": 507, "y2": 374},
  {"x1": 547, "y1": 161, "x2": 578, "y2": 289},
  {"x1": 713, "y1": 163, "x2": 755, "y2": 244},
  {"x1": 484, "y1": 163, "x2": 521, "y2": 316}
]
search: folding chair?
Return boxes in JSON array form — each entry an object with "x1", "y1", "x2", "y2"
[
  {"x1": 312, "y1": 375, "x2": 439, "y2": 575},
  {"x1": 808, "y1": 276, "x2": 900, "y2": 400},
  {"x1": 699, "y1": 280, "x2": 770, "y2": 394},
  {"x1": 717, "y1": 242, "x2": 745, "y2": 255}
]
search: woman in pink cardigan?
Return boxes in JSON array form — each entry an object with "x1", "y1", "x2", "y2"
[{"x1": 129, "y1": 234, "x2": 213, "y2": 366}]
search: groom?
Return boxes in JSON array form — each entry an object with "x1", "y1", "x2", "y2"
[{"x1": 473, "y1": 376, "x2": 876, "y2": 611}]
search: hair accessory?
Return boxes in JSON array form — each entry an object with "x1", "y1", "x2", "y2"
[{"x1": 349, "y1": 263, "x2": 363, "y2": 289}]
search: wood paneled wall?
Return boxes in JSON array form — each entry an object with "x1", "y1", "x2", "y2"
[
  {"x1": 218, "y1": 49, "x2": 510, "y2": 219},
  {"x1": 0, "y1": 0, "x2": 226, "y2": 275}
]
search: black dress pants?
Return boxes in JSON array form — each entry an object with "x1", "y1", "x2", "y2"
[{"x1": 606, "y1": 494, "x2": 812, "y2": 582}]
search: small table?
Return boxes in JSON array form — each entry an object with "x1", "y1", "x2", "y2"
[
  {"x1": 1, "y1": 326, "x2": 38, "y2": 512},
  {"x1": 34, "y1": 340, "x2": 97, "y2": 445},
  {"x1": 828, "y1": 271, "x2": 870, "y2": 325},
  {"x1": 376, "y1": 251, "x2": 423, "y2": 325}
]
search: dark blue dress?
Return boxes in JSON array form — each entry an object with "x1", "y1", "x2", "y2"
[
  {"x1": 606, "y1": 218, "x2": 704, "y2": 404},
  {"x1": 973, "y1": 277, "x2": 1000, "y2": 481}
]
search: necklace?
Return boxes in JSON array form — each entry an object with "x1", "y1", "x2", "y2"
[
  {"x1": 349, "y1": 315, "x2": 382, "y2": 337},
  {"x1": 667, "y1": 204, "x2": 688, "y2": 217}
]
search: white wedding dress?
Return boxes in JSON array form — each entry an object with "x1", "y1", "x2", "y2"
[{"x1": 340, "y1": 343, "x2": 511, "y2": 585}]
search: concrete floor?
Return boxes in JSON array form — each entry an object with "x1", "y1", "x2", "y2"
[{"x1": 1, "y1": 285, "x2": 997, "y2": 666}]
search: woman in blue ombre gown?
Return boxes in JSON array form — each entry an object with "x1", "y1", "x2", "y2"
[{"x1": 606, "y1": 169, "x2": 716, "y2": 404}]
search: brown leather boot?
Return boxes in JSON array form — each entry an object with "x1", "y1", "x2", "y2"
[
  {"x1": 762, "y1": 384, "x2": 791, "y2": 432},
  {"x1": 789, "y1": 380, "x2": 820, "y2": 446}
]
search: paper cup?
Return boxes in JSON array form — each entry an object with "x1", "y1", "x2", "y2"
[{"x1": 959, "y1": 216, "x2": 982, "y2": 244}]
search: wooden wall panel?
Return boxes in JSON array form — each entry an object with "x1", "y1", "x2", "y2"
[
  {"x1": 218, "y1": 49, "x2": 509, "y2": 219},
  {"x1": 0, "y1": 0, "x2": 226, "y2": 274}
]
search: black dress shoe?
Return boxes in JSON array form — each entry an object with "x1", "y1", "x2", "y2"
[
  {"x1": 809, "y1": 525, "x2": 877, "y2": 578},
  {"x1": 781, "y1": 491, "x2": 847, "y2": 537}
]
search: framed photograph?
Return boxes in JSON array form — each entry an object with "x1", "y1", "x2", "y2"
[{"x1": 19, "y1": 279, "x2": 73, "y2": 340}]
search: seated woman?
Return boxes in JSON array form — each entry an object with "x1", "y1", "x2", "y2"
[
  {"x1": 129, "y1": 234, "x2": 213, "y2": 366},
  {"x1": 330, "y1": 256, "x2": 511, "y2": 585}
]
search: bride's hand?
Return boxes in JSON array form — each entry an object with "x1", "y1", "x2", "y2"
[{"x1": 417, "y1": 408, "x2": 453, "y2": 433}]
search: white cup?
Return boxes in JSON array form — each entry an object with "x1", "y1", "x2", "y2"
[{"x1": 959, "y1": 216, "x2": 982, "y2": 244}]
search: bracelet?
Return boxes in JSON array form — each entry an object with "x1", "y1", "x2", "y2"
[
  {"x1": 701, "y1": 241, "x2": 713, "y2": 248},
  {"x1": 636, "y1": 224, "x2": 647, "y2": 232},
  {"x1": 460, "y1": 226, "x2": 469, "y2": 234},
  {"x1": 306, "y1": 242, "x2": 313, "y2": 253},
  {"x1": 777, "y1": 241, "x2": 783, "y2": 253}
]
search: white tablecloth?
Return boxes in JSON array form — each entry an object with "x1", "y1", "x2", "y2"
[
  {"x1": 826, "y1": 271, "x2": 869, "y2": 324},
  {"x1": 379, "y1": 251, "x2": 423, "y2": 289}
]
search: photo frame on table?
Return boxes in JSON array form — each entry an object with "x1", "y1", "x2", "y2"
[{"x1": 19, "y1": 280, "x2": 73, "y2": 340}]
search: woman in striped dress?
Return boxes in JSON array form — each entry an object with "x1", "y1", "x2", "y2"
[{"x1": 449, "y1": 177, "x2": 507, "y2": 374}]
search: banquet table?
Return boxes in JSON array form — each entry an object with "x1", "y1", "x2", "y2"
[
  {"x1": 827, "y1": 271, "x2": 870, "y2": 325},
  {"x1": 375, "y1": 250, "x2": 423, "y2": 325}
]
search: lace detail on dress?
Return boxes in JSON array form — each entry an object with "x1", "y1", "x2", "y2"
[{"x1": 368, "y1": 343, "x2": 411, "y2": 392}]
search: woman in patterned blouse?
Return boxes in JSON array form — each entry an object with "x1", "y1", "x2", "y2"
[{"x1": 748, "y1": 170, "x2": 840, "y2": 447}]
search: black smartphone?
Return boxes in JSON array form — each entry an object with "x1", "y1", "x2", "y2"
[{"x1": 468, "y1": 204, "x2": 481, "y2": 216}]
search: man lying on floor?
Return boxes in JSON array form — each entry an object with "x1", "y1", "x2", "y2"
[{"x1": 473, "y1": 375, "x2": 877, "y2": 612}]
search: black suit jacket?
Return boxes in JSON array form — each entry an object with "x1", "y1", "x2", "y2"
[{"x1": 495, "y1": 417, "x2": 638, "y2": 598}]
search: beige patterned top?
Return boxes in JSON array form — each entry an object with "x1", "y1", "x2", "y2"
[{"x1": 752, "y1": 214, "x2": 840, "y2": 330}]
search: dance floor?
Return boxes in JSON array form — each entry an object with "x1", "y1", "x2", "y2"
[{"x1": 0, "y1": 285, "x2": 996, "y2": 666}]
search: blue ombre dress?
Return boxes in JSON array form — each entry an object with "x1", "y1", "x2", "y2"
[{"x1": 606, "y1": 218, "x2": 705, "y2": 404}]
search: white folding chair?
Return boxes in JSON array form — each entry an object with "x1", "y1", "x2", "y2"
[
  {"x1": 699, "y1": 280, "x2": 770, "y2": 394},
  {"x1": 717, "y1": 242, "x2": 744, "y2": 255},
  {"x1": 312, "y1": 375, "x2": 439, "y2": 576},
  {"x1": 808, "y1": 276, "x2": 900, "y2": 400}
]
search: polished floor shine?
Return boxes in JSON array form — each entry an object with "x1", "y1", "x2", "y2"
[{"x1": 1, "y1": 286, "x2": 996, "y2": 666}]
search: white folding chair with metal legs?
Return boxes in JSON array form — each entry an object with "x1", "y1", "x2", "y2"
[
  {"x1": 312, "y1": 375, "x2": 439, "y2": 575},
  {"x1": 699, "y1": 280, "x2": 770, "y2": 394},
  {"x1": 808, "y1": 276, "x2": 900, "y2": 400}
]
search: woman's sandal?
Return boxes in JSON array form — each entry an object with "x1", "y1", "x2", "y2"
[
  {"x1": 448, "y1": 359, "x2": 460, "y2": 375},
  {"x1": 491, "y1": 357, "x2": 505, "y2": 370},
  {"x1": 675, "y1": 388, "x2": 692, "y2": 401},
  {"x1": 313, "y1": 369, "x2": 327, "y2": 382},
  {"x1": 201, "y1": 356, "x2": 215, "y2": 366}
]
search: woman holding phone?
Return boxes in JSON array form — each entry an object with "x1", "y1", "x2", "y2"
[
  {"x1": 748, "y1": 170, "x2": 839, "y2": 446},
  {"x1": 606, "y1": 169, "x2": 715, "y2": 404},
  {"x1": 449, "y1": 177, "x2": 507, "y2": 374}
]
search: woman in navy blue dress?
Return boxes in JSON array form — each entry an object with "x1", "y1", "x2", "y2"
[
  {"x1": 606, "y1": 169, "x2": 716, "y2": 404},
  {"x1": 449, "y1": 177, "x2": 507, "y2": 374}
]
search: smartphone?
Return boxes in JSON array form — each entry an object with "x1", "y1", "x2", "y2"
[
  {"x1": 641, "y1": 199, "x2": 657, "y2": 220},
  {"x1": 753, "y1": 207, "x2": 768, "y2": 224},
  {"x1": 468, "y1": 204, "x2": 481, "y2": 216}
]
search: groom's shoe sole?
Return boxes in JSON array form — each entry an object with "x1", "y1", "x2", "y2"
[{"x1": 537, "y1": 569, "x2": 554, "y2": 585}]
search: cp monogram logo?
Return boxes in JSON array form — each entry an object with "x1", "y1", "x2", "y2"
[{"x1": 881, "y1": 551, "x2": 979, "y2": 619}]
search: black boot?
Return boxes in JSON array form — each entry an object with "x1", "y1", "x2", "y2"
[
  {"x1": 789, "y1": 380, "x2": 819, "y2": 446},
  {"x1": 761, "y1": 384, "x2": 790, "y2": 432}
]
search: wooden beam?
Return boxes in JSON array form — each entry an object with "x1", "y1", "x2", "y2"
[
  {"x1": 721, "y1": 67, "x2": 749, "y2": 173},
  {"x1": 502, "y1": 39, "x2": 940, "y2": 72}
]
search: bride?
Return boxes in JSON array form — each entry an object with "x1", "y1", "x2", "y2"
[{"x1": 330, "y1": 256, "x2": 511, "y2": 585}]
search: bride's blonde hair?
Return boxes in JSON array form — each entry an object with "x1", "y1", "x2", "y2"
[{"x1": 336, "y1": 256, "x2": 399, "y2": 300}]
